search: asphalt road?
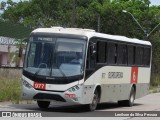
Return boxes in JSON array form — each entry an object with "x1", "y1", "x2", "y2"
[{"x1": 0, "y1": 93, "x2": 160, "y2": 119}]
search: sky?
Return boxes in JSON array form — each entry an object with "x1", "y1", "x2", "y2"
[
  {"x1": 150, "y1": 0, "x2": 160, "y2": 6},
  {"x1": 0, "y1": 0, "x2": 160, "y2": 6}
]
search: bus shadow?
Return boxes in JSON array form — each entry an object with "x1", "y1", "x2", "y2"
[
  {"x1": 9, "y1": 102, "x2": 143, "y2": 113},
  {"x1": 39, "y1": 102, "x2": 143, "y2": 113},
  {"x1": 97, "y1": 103, "x2": 142, "y2": 110}
]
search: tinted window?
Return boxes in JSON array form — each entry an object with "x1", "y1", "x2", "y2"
[
  {"x1": 86, "y1": 41, "x2": 96, "y2": 69},
  {"x1": 144, "y1": 47, "x2": 151, "y2": 66},
  {"x1": 128, "y1": 45, "x2": 135, "y2": 65},
  {"x1": 108, "y1": 43, "x2": 117, "y2": 64},
  {"x1": 117, "y1": 44, "x2": 127, "y2": 65},
  {"x1": 96, "y1": 41, "x2": 106, "y2": 63},
  {"x1": 135, "y1": 47, "x2": 144, "y2": 65}
]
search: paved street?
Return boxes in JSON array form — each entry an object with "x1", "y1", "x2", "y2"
[{"x1": 0, "y1": 93, "x2": 160, "y2": 119}]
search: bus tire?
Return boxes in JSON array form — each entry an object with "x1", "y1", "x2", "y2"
[
  {"x1": 87, "y1": 89, "x2": 99, "y2": 111},
  {"x1": 118, "y1": 87, "x2": 135, "y2": 107},
  {"x1": 127, "y1": 86, "x2": 135, "y2": 107},
  {"x1": 37, "y1": 101, "x2": 50, "y2": 109}
]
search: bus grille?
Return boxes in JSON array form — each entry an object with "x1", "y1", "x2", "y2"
[{"x1": 33, "y1": 93, "x2": 66, "y2": 102}]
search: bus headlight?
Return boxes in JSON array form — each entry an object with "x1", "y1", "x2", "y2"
[
  {"x1": 22, "y1": 79, "x2": 32, "y2": 89},
  {"x1": 68, "y1": 85, "x2": 80, "y2": 92}
]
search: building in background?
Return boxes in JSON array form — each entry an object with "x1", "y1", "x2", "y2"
[{"x1": 0, "y1": 36, "x2": 24, "y2": 67}]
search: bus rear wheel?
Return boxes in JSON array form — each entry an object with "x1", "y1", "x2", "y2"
[
  {"x1": 87, "y1": 89, "x2": 99, "y2": 111},
  {"x1": 37, "y1": 101, "x2": 50, "y2": 109},
  {"x1": 118, "y1": 87, "x2": 135, "y2": 107},
  {"x1": 127, "y1": 87, "x2": 135, "y2": 107}
]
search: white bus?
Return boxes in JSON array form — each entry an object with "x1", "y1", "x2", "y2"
[{"x1": 22, "y1": 27, "x2": 151, "y2": 111}]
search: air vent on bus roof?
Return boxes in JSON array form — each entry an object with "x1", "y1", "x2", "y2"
[
  {"x1": 50, "y1": 27, "x2": 95, "y2": 32},
  {"x1": 51, "y1": 26, "x2": 63, "y2": 29},
  {"x1": 83, "y1": 29, "x2": 95, "y2": 32},
  {"x1": 65, "y1": 28, "x2": 95, "y2": 32},
  {"x1": 51, "y1": 26, "x2": 63, "y2": 30}
]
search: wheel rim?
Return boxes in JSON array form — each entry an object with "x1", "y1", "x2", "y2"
[{"x1": 130, "y1": 90, "x2": 135, "y2": 104}]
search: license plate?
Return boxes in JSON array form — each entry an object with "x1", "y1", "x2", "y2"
[{"x1": 33, "y1": 82, "x2": 46, "y2": 90}]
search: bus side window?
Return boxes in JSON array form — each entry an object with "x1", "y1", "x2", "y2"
[
  {"x1": 135, "y1": 47, "x2": 140, "y2": 65},
  {"x1": 123, "y1": 45, "x2": 128, "y2": 64},
  {"x1": 135, "y1": 46, "x2": 144, "y2": 66},
  {"x1": 108, "y1": 43, "x2": 117, "y2": 64},
  {"x1": 117, "y1": 44, "x2": 123, "y2": 65},
  {"x1": 96, "y1": 41, "x2": 106, "y2": 63},
  {"x1": 86, "y1": 41, "x2": 96, "y2": 70},
  {"x1": 144, "y1": 47, "x2": 151, "y2": 66},
  {"x1": 128, "y1": 45, "x2": 135, "y2": 66},
  {"x1": 140, "y1": 47, "x2": 144, "y2": 65},
  {"x1": 90, "y1": 46, "x2": 95, "y2": 69},
  {"x1": 117, "y1": 44, "x2": 128, "y2": 65}
]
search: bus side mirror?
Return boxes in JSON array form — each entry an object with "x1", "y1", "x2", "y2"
[{"x1": 90, "y1": 45, "x2": 96, "y2": 58}]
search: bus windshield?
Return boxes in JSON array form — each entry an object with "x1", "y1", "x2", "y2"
[{"x1": 24, "y1": 37, "x2": 86, "y2": 77}]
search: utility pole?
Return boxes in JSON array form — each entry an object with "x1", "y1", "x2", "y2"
[
  {"x1": 97, "y1": 0, "x2": 103, "y2": 32},
  {"x1": 71, "y1": 0, "x2": 77, "y2": 27},
  {"x1": 97, "y1": 15, "x2": 100, "y2": 32}
]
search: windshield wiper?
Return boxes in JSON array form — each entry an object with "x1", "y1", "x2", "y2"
[
  {"x1": 52, "y1": 65, "x2": 69, "y2": 82},
  {"x1": 34, "y1": 63, "x2": 47, "y2": 76},
  {"x1": 58, "y1": 67, "x2": 69, "y2": 83},
  {"x1": 58, "y1": 67, "x2": 66, "y2": 77}
]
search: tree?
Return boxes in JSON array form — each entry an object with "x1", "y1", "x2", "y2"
[
  {"x1": 0, "y1": 1, "x2": 6, "y2": 10},
  {"x1": 1, "y1": 0, "x2": 160, "y2": 84}
]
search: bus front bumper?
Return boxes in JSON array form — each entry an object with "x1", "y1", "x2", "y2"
[{"x1": 21, "y1": 80, "x2": 85, "y2": 105}]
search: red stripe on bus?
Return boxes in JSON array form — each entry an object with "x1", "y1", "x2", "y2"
[{"x1": 130, "y1": 67, "x2": 138, "y2": 84}]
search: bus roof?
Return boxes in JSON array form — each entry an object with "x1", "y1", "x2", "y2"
[{"x1": 32, "y1": 27, "x2": 151, "y2": 46}]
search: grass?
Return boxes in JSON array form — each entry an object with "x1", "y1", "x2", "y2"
[
  {"x1": 0, "y1": 77, "x2": 21, "y2": 104},
  {"x1": 149, "y1": 74, "x2": 160, "y2": 93},
  {"x1": 150, "y1": 74, "x2": 160, "y2": 87},
  {"x1": 0, "y1": 68, "x2": 160, "y2": 103}
]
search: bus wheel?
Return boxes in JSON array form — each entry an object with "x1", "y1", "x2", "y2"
[
  {"x1": 37, "y1": 101, "x2": 50, "y2": 109},
  {"x1": 87, "y1": 89, "x2": 99, "y2": 111},
  {"x1": 127, "y1": 87, "x2": 135, "y2": 107},
  {"x1": 118, "y1": 87, "x2": 135, "y2": 107}
]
